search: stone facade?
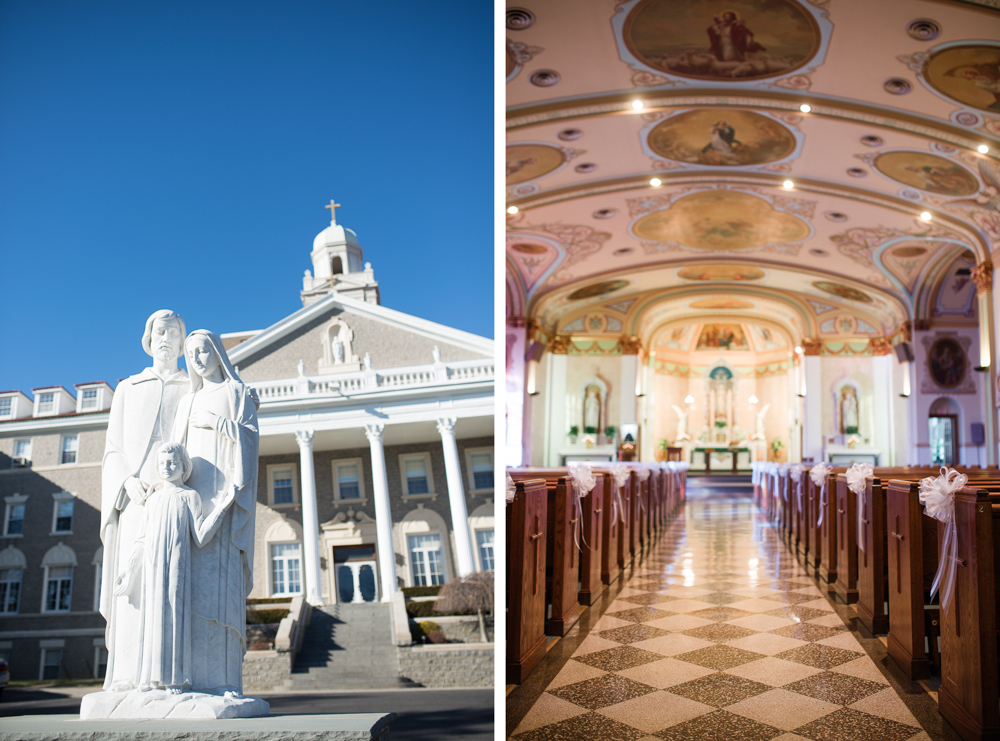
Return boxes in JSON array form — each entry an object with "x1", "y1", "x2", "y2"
[{"x1": 396, "y1": 644, "x2": 494, "y2": 688}]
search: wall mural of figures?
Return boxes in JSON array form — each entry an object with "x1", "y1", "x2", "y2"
[
  {"x1": 623, "y1": 0, "x2": 821, "y2": 81},
  {"x1": 923, "y1": 44, "x2": 1000, "y2": 113},
  {"x1": 696, "y1": 324, "x2": 750, "y2": 351}
]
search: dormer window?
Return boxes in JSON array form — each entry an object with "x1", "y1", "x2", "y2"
[
  {"x1": 38, "y1": 393, "x2": 54, "y2": 414},
  {"x1": 80, "y1": 389, "x2": 98, "y2": 411},
  {"x1": 0, "y1": 398, "x2": 10, "y2": 418}
]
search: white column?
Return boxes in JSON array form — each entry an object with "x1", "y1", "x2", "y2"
[
  {"x1": 364, "y1": 423, "x2": 398, "y2": 602},
  {"x1": 544, "y1": 353, "x2": 568, "y2": 467},
  {"x1": 872, "y1": 354, "x2": 895, "y2": 466},
  {"x1": 620, "y1": 354, "x2": 638, "y2": 427},
  {"x1": 294, "y1": 429, "x2": 323, "y2": 606},
  {"x1": 437, "y1": 417, "x2": 476, "y2": 577},
  {"x1": 802, "y1": 355, "x2": 823, "y2": 462}
]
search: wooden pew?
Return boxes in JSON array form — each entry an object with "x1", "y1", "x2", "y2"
[
  {"x1": 506, "y1": 478, "x2": 547, "y2": 684},
  {"x1": 791, "y1": 466, "x2": 811, "y2": 564},
  {"x1": 818, "y1": 467, "x2": 848, "y2": 586},
  {"x1": 579, "y1": 473, "x2": 606, "y2": 605},
  {"x1": 938, "y1": 483, "x2": 1000, "y2": 741},
  {"x1": 886, "y1": 472, "x2": 1000, "y2": 680}
]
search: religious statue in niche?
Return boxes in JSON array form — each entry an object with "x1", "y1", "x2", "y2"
[
  {"x1": 839, "y1": 386, "x2": 859, "y2": 435},
  {"x1": 319, "y1": 318, "x2": 362, "y2": 374},
  {"x1": 583, "y1": 385, "x2": 602, "y2": 434},
  {"x1": 83, "y1": 310, "x2": 267, "y2": 719}
]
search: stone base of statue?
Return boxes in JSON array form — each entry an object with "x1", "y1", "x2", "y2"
[
  {"x1": 79, "y1": 688, "x2": 270, "y2": 719},
  {"x1": 2, "y1": 713, "x2": 396, "y2": 740}
]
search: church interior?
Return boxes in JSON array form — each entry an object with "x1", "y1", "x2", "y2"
[{"x1": 505, "y1": 0, "x2": 1000, "y2": 738}]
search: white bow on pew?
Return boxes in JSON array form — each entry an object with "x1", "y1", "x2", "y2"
[
  {"x1": 567, "y1": 462, "x2": 595, "y2": 551},
  {"x1": 810, "y1": 462, "x2": 833, "y2": 527},
  {"x1": 919, "y1": 466, "x2": 968, "y2": 612},
  {"x1": 608, "y1": 462, "x2": 630, "y2": 525},
  {"x1": 790, "y1": 463, "x2": 806, "y2": 509},
  {"x1": 846, "y1": 462, "x2": 874, "y2": 553}
]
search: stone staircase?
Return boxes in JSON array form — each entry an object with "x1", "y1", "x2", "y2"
[{"x1": 285, "y1": 602, "x2": 412, "y2": 690}]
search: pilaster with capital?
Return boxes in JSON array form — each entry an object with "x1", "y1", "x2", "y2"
[
  {"x1": 294, "y1": 429, "x2": 324, "y2": 605},
  {"x1": 437, "y1": 417, "x2": 476, "y2": 576},
  {"x1": 365, "y1": 423, "x2": 398, "y2": 601}
]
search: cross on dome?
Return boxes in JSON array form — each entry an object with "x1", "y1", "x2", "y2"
[{"x1": 324, "y1": 199, "x2": 342, "y2": 225}]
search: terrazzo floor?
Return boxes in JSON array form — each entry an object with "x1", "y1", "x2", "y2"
[{"x1": 507, "y1": 497, "x2": 945, "y2": 741}]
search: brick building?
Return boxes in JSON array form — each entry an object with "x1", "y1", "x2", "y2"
[{"x1": 0, "y1": 208, "x2": 494, "y2": 681}]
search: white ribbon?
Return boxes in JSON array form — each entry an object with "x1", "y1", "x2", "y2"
[
  {"x1": 847, "y1": 462, "x2": 874, "y2": 553},
  {"x1": 810, "y1": 462, "x2": 833, "y2": 527},
  {"x1": 790, "y1": 464, "x2": 806, "y2": 509},
  {"x1": 609, "y1": 463, "x2": 630, "y2": 524},
  {"x1": 632, "y1": 464, "x2": 651, "y2": 515},
  {"x1": 505, "y1": 472, "x2": 516, "y2": 504},
  {"x1": 919, "y1": 467, "x2": 968, "y2": 612},
  {"x1": 567, "y1": 463, "x2": 594, "y2": 551}
]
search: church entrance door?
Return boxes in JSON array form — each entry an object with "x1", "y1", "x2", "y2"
[{"x1": 333, "y1": 545, "x2": 379, "y2": 603}]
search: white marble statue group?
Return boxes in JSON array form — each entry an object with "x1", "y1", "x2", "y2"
[{"x1": 86, "y1": 310, "x2": 266, "y2": 718}]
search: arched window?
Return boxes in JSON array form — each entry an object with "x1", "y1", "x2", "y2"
[
  {"x1": 468, "y1": 503, "x2": 495, "y2": 572},
  {"x1": 41, "y1": 543, "x2": 76, "y2": 613},
  {"x1": 264, "y1": 519, "x2": 304, "y2": 597},
  {"x1": 396, "y1": 506, "x2": 454, "y2": 587},
  {"x1": 929, "y1": 397, "x2": 961, "y2": 466},
  {"x1": 0, "y1": 545, "x2": 26, "y2": 614},
  {"x1": 331, "y1": 256, "x2": 344, "y2": 275}
]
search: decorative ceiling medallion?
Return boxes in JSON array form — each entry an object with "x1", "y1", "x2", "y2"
[
  {"x1": 574, "y1": 163, "x2": 597, "y2": 173},
  {"x1": 690, "y1": 298, "x2": 754, "y2": 309},
  {"x1": 922, "y1": 44, "x2": 1000, "y2": 114},
  {"x1": 506, "y1": 143, "x2": 566, "y2": 185},
  {"x1": 567, "y1": 280, "x2": 629, "y2": 301},
  {"x1": 677, "y1": 264, "x2": 765, "y2": 281},
  {"x1": 509, "y1": 242, "x2": 548, "y2": 254},
  {"x1": 507, "y1": 40, "x2": 544, "y2": 82},
  {"x1": 899, "y1": 189, "x2": 923, "y2": 200},
  {"x1": 906, "y1": 18, "x2": 940, "y2": 41},
  {"x1": 506, "y1": 8, "x2": 535, "y2": 31},
  {"x1": 860, "y1": 135, "x2": 884, "y2": 147},
  {"x1": 809, "y1": 248, "x2": 829, "y2": 256},
  {"x1": 884, "y1": 78, "x2": 912, "y2": 95},
  {"x1": 529, "y1": 69, "x2": 560, "y2": 87},
  {"x1": 646, "y1": 109, "x2": 796, "y2": 167},
  {"x1": 813, "y1": 281, "x2": 874, "y2": 303},
  {"x1": 846, "y1": 168, "x2": 867, "y2": 178},
  {"x1": 633, "y1": 191, "x2": 810, "y2": 251},
  {"x1": 950, "y1": 110, "x2": 984, "y2": 127},
  {"x1": 593, "y1": 209, "x2": 618, "y2": 219},
  {"x1": 558, "y1": 129, "x2": 583, "y2": 141},
  {"x1": 824, "y1": 211, "x2": 848, "y2": 222},
  {"x1": 510, "y1": 182, "x2": 539, "y2": 197},
  {"x1": 622, "y1": 0, "x2": 821, "y2": 82},
  {"x1": 873, "y1": 151, "x2": 979, "y2": 196}
]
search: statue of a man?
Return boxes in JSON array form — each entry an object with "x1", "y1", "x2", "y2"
[{"x1": 100, "y1": 310, "x2": 189, "y2": 692}]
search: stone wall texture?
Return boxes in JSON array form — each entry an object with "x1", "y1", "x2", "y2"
[
  {"x1": 242, "y1": 650, "x2": 292, "y2": 693},
  {"x1": 396, "y1": 644, "x2": 494, "y2": 688}
]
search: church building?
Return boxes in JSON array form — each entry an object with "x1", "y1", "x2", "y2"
[
  {"x1": 506, "y1": 0, "x2": 999, "y2": 738},
  {"x1": 0, "y1": 204, "x2": 494, "y2": 682}
]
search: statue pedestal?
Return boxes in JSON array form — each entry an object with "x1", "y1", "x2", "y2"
[
  {"x1": 4, "y1": 713, "x2": 395, "y2": 740},
  {"x1": 80, "y1": 689, "x2": 270, "y2": 719}
]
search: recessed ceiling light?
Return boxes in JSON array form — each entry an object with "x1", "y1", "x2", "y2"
[
  {"x1": 920, "y1": 211, "x2": 932, "y2": 221},
  {"x1": 649, "y1": 177, "x2": 662, "y2": 187},
  {"x1": 978, "y1": 144, "x2": 990, "y2": 154},
  {"x1": 632, "y1": 100, "x2": 644, "y2": 111},
  {"x1": 684, "y1": 395, "x2": 695, "y2": 404},
  {"x1": 507, "y1": 206, "x2": 519, "y2": 215},
  {"x1": 782, "y1": 179, "x2": 794, "y2": 190},
  {"x1": 799, "y1": 104, "x2": 811, "y2": 113}
]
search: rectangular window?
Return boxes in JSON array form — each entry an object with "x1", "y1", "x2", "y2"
[
  {"x1": 54, "y1": 500, "x2": 73, "y2": 533},
  {"x1": 408, "y1": 533, "x2": 445, "y2": 586},
  {"x1": 4, "y1": 504, "x2": 24, "y2": 536},
  {"x1": 61, "y1": 435, "x2": 78, "y2": 464},
  {"x1": 269, "y1": 465, "x2": 296, "y2": 506},
  {"x1": 0, "y1": 398, "x2": 10, "y2": 417},
  {"x1": 334, "y1": 460, "x2": 363, "y2": 501},
  {"x1": 80, "y1": 388, "x2": 99, "y2": 410},
  {"x1": 476, "y1": 529, "x2": 495, "y2": 571},
  {"x1": 270, "y1": 543, "x2": 302, "y2": 595},
  {"x1": 37, "y1": 392, "x2": 55, "y2": 414},
  {"x1": 402, "y1": 455, "x2": 430, "y2": 495},
  {"x1": 14, "y1": 439, "x2": 31, "y2": 460},
  {"x1": 0, "y1": 568, "x2": 22, "y2": 613},
  {"x1": 45, "y1": 566, "x2": 73, "y2": 612},
  {"x1": 469, "y1": 450, "x2": 494, "y2": 491},
  {"x1": 42, "y1": 648, "x2": 62, "y2": 680}
]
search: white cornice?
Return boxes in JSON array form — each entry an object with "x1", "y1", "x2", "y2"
[{"x1": 0, "y1": 412, "x2": 110, "y2": 435}]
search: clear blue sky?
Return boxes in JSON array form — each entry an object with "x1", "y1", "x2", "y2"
[{"x1": 0, "y1": 1, "x2": 493, "y2": 395}]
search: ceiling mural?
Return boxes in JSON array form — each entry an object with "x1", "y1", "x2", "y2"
[
  {"x1": 632, "y1": 190, "x2": 812, "y2": 251},
  {"x1": 605, "y1": 299, "x2": 636, "y2": 313},
  {"x1": 921, "y1": 44, "x2": 1000, "y2": 114},
  {"x1": 875, "y1": 240, "x2": 944, "y2": 294},
  {"x1": 567, "y1": 279, "x2": 630, "y2": 301},
  {"x1": 872, "y1": 151, "x2": 980, "y2": 196},
  {"x1": 621, "y1": 0, "x2": 822, "y2": 82},
  {"x1": 677, "y1": 264, "x2": 765, "y2": 281},
  {"x1": 689, "y1": 298, "x2": 754, "y2": 309},
  {"x1": 654, "y1": 324, "x2": 695, "y2": 352},
  {"x1": 505, "y1": 236, "x2": 560, "y2": 292},
  {"x1": 505, "y1": 143, "x2": 569, "y2": 185},
  {"x1": 695, "y1": 323, "x2": 750, "y2": 351},
  {"x1": 812, "y1": 281, "x2": 874, "y2": 304},
  {"x1": 807, "y1": 299, "x2": 837, "y2": 315},
  {"x1": 749, "y1": 324, "x2": 787, "y2": 350},
  {"x1": 645, "y1": 109, "x2": 797, "y2": 167}
]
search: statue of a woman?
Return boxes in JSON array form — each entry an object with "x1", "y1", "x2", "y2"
[
  {"x1": 841, "y1": 386, "x2": 859, "y2": 433},
  {"x1": 583, "y1": 388, "x2": 600, "y2": 431},
  {"x1": 176, "y1": 330, "x2": 259, "y2": 696}
]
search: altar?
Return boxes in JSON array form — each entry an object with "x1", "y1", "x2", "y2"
[{"x1": 691, "y1": 446, "x2": 751, "y2": 473}]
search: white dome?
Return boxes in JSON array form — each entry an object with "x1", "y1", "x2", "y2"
[{"x1": 312, "y1": 224, "x2": 359, "y2": 252}]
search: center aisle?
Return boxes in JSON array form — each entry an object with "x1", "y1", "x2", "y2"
[{"x1": 508, "y1": 496, "x2": 935, "y2": 741}]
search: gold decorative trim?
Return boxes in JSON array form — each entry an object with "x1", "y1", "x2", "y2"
[
  {"x1": 548, "y1": 335, "x2": 570, "y2": 354},
  {"x1": 972, "y1": 262, "x2": 994, "y2": 295}
]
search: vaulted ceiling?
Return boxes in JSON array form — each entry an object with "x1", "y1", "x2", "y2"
[{"x1": 505, "y1": 0, "x2": 1000, "y2": 350}]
